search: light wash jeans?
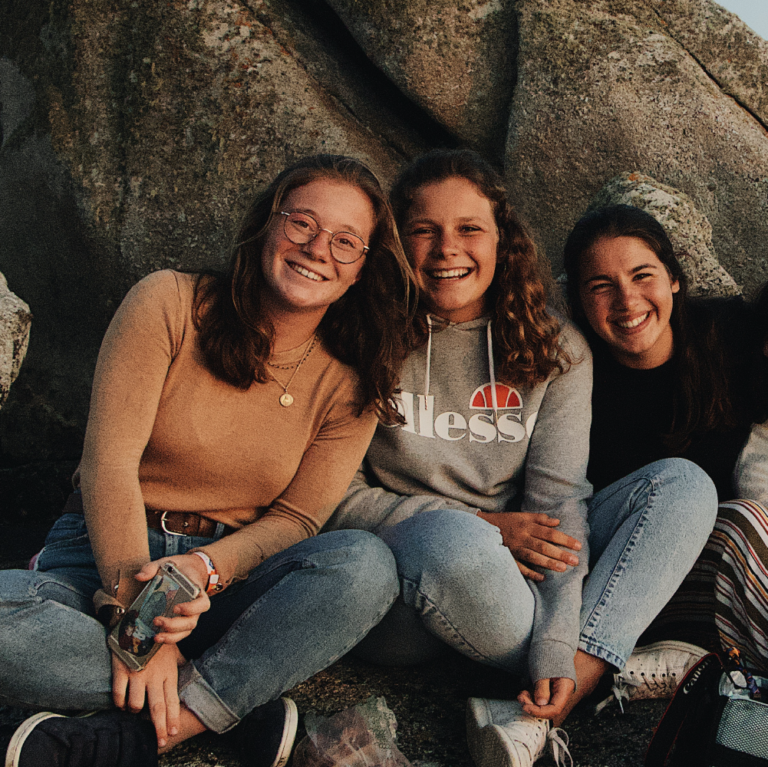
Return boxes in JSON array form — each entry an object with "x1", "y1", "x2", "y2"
[
  {"x1": 0, "y1": 505, "x2": 399, "y2": 732},
  {"x1": 354, "y1": 458, "x2": 718, "y2": 674}
]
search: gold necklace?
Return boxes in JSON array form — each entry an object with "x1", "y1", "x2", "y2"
[{"x1": 267, "y1": 335, "x2": 316, "y2": 407}]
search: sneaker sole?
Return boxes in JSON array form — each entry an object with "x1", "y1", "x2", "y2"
[
  {"x1": 273, "y1": 698, "x2": 298, "y2": 767},
  {"x1": 467, "y1": 700, "x2": 532, "y2": 767},
  {"x1": 477, "y1": 725, "x2": 528, "y2": 767},
  {"x1": 466, "y1": 698, "x2": 493, "y2": 767},
  {"x1": 5, "y1": 712, "x2": 65, "y2": 767}
]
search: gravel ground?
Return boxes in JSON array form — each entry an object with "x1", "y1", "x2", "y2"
[
  {"x1": 0, "y1": 530, "x2": 668, "y2": 767},
  {"x1": 0, "y1": 644, "x2": 668, "y2": 767}
]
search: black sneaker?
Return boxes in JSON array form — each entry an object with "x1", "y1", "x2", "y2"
[
  {"x1": 233, "y1": 697, "x2": 298, "y2": 767},
  {"x1": 1, "y1": 710, "x2": 157, "y2": 767}
]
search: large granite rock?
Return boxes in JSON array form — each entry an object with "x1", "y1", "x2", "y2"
[
  {"x1": 325, "y1": 0, "x2": 517, "y2": 161},
  {"x1": 0, "y1": 274, "x2": 31, "y2": 410},
  {"x1": 505, "y1": 0, "x2": 768, "y2": 294},
  {"x1": 651, "y1": 0, "x2": 768, "y2": 124},
  {"x1": 0, "y1": 0, "x2": 429, "y2": 501},
  {"x1": 3, "y1": 0, "x2": 768, "y2": 515},
  {"x1": 589, "y1": 172, "x2": 740, "y2": 297}
]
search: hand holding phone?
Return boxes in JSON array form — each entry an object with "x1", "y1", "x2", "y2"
[{"x1": 107, "y1": 561, "x2": 200, "y2": 672}]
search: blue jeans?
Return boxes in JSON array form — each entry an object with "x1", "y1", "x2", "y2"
[
  {"x1": 0, "y1": 510, "x2": 399, "y2": 732},
  {"x1": 354, "y1": 458, "x2": 718, "y2": 673}
]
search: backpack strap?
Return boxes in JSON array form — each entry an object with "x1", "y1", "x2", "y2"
[{"x1": 644, "y1": 653, "x2": 724, "y2": 767}]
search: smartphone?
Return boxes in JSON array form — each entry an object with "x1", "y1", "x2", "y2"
[{"x1": 107, "y1": 561, "x2": 200, "y2": 671}]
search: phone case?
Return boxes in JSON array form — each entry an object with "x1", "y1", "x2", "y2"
[{"x1": 107, "y1": 561, "x2": 200, "y2": 671}]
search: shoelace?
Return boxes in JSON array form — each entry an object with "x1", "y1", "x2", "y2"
[
  {"x1": 548, "y1": 727, "x2": 573, "y2": 767},
  {"x1": 608, "y1": 672, "x2": 677, "y2": 713},
  {"x1": 503, "y1": 717, "x2": 549, "y2": 760}
]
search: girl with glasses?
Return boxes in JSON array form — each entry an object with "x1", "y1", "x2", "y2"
[{"x1": 0, "y1": 155, "x2": 412, "y2": 767}]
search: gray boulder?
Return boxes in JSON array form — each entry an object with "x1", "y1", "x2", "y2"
[
  {"x1": 0, "y1": 0, "x2": 428, "y2": 492},
  {"x1": 505, "y1": 0, "x2": 768, "y2": 294},
  {"x1": 325, "y1": 0, "x2": 517, "y2": 160},
  {"x1": 4, "y1": 0, "x2": 768, "y2": 516},
  {"x1": 651, "y1": 0, "x2": 768, "y2": 124},
  {"x1": 589, "y1": 172, "x2": 740, "y2": 297},
  {"x1": 0, "y1": 274, "x2": 31, "y2": 410}
]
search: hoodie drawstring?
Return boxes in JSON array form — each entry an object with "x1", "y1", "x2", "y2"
[
  {"x1": 487, "y1": 320, "x2": 498, "y2": 418},
  {"x1": 425, "y1": 314, "x2": 433, "y2": 398},
  {"x1": 424, "y1": 315, "x2": 497, "y2": 418}
]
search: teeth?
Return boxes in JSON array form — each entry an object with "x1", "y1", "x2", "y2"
[
  {"x1": 290, "y1": 263, "x2": 323, "y2": 282},
  {"x1": 616, "y1": 313, "x2": 649, "y2": 329},
  {"x1": 429, "y1": 268, "x2": 470, "y2": 279}
]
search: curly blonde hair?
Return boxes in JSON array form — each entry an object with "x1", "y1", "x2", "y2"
[{"x1": 390, "y1": 149, "x2": 568, "y2": 388}]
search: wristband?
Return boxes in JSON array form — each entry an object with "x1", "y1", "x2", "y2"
[{"x1": 192, "y1": 551, "x2": 222, "y2": 595}]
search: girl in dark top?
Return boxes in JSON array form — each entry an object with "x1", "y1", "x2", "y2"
[{"x1": 563, "y1": 205, "x2": 768, "y2": 701}]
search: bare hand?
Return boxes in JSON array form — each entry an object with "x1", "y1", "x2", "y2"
[
  {"x1": 517, "y1": 677, "x2": 576, "y2": 721},
  {"x1": 111, "y1": 643, "x2": 185, "y2": 748},
  {"x1": 133, "y1": 555, "x2": 211, "y2": 643},
  {"x1": 477, "y1": 511, "x2": 581, "y2": 582}
]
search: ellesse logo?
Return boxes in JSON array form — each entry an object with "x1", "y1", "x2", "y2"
[
  {"x1": 470, "y1": 383, "x2": 522, "y2": 409},
  {"x1": 392, "y1": 386, "x2": 537, "y2": 443}
]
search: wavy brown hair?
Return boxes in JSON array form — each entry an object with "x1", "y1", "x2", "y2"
[
  {"x1": 193, "y1": 154, "x2": 414, "y2": 425},
  {"x1": 563, "y1": 204, "x2": 737, "y2": 451},
  {"x1": 390, "y1": 148, "x2": 569, "y2": 388}
]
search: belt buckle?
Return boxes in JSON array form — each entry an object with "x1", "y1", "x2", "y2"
[{"x1": 160, "y1": 511, "x2": 184, "y2": 536}]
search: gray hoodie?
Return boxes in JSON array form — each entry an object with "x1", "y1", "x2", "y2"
[{"x1": 327, "y1": 315, "x2": 593, "y2": 684}]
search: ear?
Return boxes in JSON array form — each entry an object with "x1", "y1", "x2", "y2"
[
  {"x1": 671, "y1": 278, "x2": 680, "y2": 294},
  {"x1": 351, "y1": 257, "x2": 366, "y2": 285}
]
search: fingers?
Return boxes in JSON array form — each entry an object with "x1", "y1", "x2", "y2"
[
  {"x1": 111, "y1": 655, "x2": 129, "y2": 710},
  {"x1": 152, "y1": 591, "x2": 210, "y2": 643},
  {"x1": 523, "y1": 542, "x2": 579, "y2": 570},
  {"x1": 134, "y1": 560, "x2": 163, "y2": 582},
  {"x1": 534, "y1": 678, "x2": 551, "y2": 707},
  {"x1": 518, "y1": 680, "x2": 554, "y2": 718},
  {"x1": 544, "y1": 528, "x2": 582, "y2": 552},
  {"x1": 549, "y1": 678, "x2": 576, "y2": 710},
  {"x1": 519, "y1": 678, "x2": 576, "y2": 720},
  {"x1": 146, "y1": 673, "x2": 180, "y2": 748},
  {"x1": 518, "y1": 679, "x2": 551, "y2": 717},
  {"x1": 175, "y1": 591, "x2": 211, "y2": 617},
  {"x1": 517, "y1": 689, "x2": 534, "y2": 707},
  {"x1": 515, "y1": 560, "x2": 545, "y2": 583}
]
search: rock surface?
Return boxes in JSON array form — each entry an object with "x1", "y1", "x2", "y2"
[
  {"x1": 325, "y1": 0, "x2": 517, "y2": 161},
  {"x1": 505, "y1": 0, "x2": 768, "y2": 293},
  {"x1": 2, "y1": 0, "x2": 768, "y2": 512},
  {"x1": 589, "y1": 172, "x2": 741, "y2": 296},
  {"x1": 0, "y1": 274, "x2": 31, "y2": 410}
]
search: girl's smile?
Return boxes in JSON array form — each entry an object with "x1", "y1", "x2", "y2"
[
  {"x1": 579, "y1": 235, "x2": 680, "y2": 369},
  {"x1": 403, "y1": 177, "x2": 499, "y2": 324}
]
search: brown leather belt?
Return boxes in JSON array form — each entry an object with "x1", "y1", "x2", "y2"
[{"x1": 145, "y1": 509, "x2": 234, "y2": 538}]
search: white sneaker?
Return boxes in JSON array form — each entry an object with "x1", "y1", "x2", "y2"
[
  {"x1": 599, "y1": 640, "x2": 707, "y2": 712},
  {"x1": 466, "y1": 698, "x2": 572, "y2": 767}
]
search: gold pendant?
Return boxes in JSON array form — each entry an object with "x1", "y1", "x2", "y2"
[{"x1": 279, "y1": 392, "x2": 294, "y2": 407}]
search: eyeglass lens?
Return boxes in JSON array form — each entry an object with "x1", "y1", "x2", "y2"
[{"x1": 282, "y1": 212, "x2": 365, "y2": 263}]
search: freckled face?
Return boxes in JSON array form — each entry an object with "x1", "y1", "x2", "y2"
[
  {"x1": 403, "y1": 177, "x2": 499, "y2": 324},
  {"x1": 259, "y1": 179, "x2": 375, "y2": 319},
  {"x1": 579, "y1": 236, "x2": 680, "y2": 369}
]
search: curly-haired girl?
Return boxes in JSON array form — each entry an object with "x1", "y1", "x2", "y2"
[{"x1": 328, "y1": 151, "x2": 717, "y2": 767}]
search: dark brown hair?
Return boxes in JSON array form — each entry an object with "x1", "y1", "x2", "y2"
[
  {"x1": 390, "y1": 149, "x2": 568, "y2": 388},
  {"x1": 194, "y1": 154, "x2": 414, "y2": 425},
  {"x1": 563, "y1": 204, "x2": 736, "y2": 450}
]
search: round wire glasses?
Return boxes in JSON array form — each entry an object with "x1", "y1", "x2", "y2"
[{"x1": 280, "y1": 211, "x2": 369, "y2": 264}]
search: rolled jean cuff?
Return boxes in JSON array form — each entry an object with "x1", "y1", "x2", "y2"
[
  {"x1": 578, "y1": 637, "x2": 625, "y2": 670},
  {"x1": 178, "y1": 661, "x2": 239, "y2": 733}
]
